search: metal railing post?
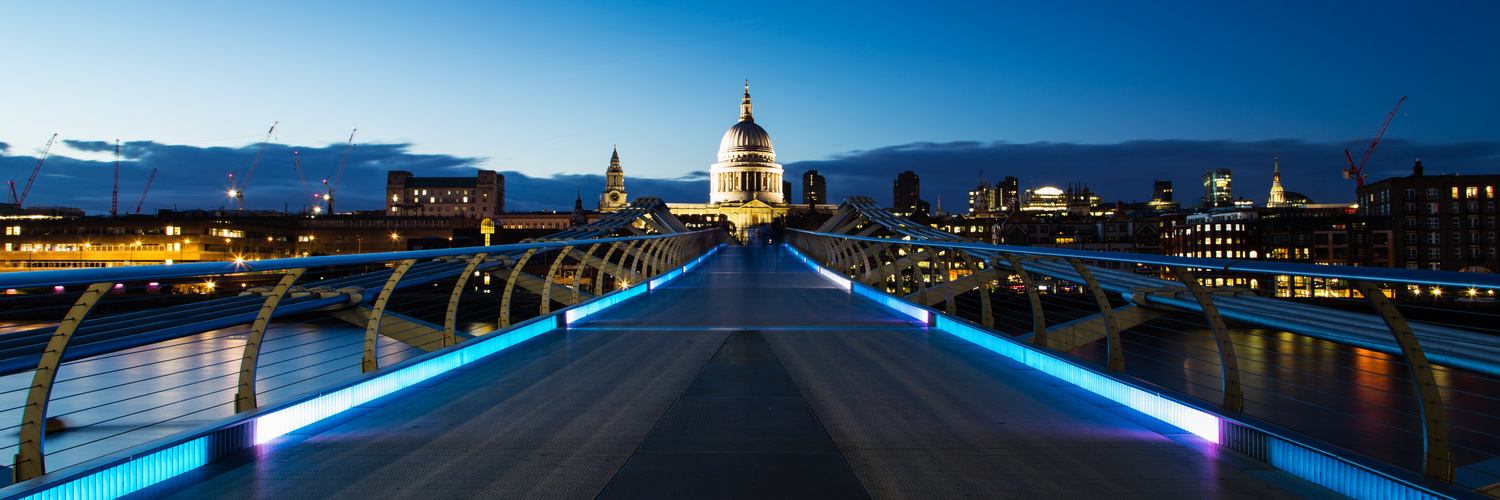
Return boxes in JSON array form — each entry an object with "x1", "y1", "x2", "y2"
[
  {"x1": 942, "y1": 248, "x2": 957, "y2": 315},
  {"x1": 13, "y1": 282, "x2": 114, "y2": 482},
  {"x1": 616, "y1": 240, "x2": 639, "y2": 284},
  {"x1": 573, "y1": 244, "x2": 600, "y2": 304},
  {"x1": 597, "y1": 242, "x2": 623, "y2": 292},
  {"x1": 1000, "y1": 253, "x2": 1048, "y2": 349},
  {"x1": 957, "y1": 249, "x2": 993, "y2": 328},
  {"x1": 444, "y1": 253, "x2": 490, "y2": 348},
  {"x1": 1065, "y1": 258, "x2": 1123, "y2": 371},
  {"x1": 500, "y1": 249, "x2": 539, "y2": 328},
  {"x1": 858, "y1": 241, "x2": 876, "y2": 280},
  {"x1": 1352, "y1": 280, "x2": 1454, "y2": 481},
  {"x1": 235, "y1": 268, "x2": 308, "y2": 413},
  {"x1": 540, "y1": 245, "x2": 574, "y2": 315},
  {"x1": 879, "y1": 244, "x2": 901, "y2": 292},
  {"x1": 1169, "y1": 267, "x2": 1245, "y2": 412},
  {"x1": 632, "y1": 239, "x2": 659, "y2": 278},
  {"x1": 364, "y1": 259, "x2": 418, "y2": 373}
]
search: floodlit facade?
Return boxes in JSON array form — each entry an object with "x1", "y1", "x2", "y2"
[{"x1": 386, "y1": 170, "x2": 503, "y2": 218}]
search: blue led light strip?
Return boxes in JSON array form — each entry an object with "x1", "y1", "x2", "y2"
[
  {"x1": 783, "y1": 242, "x2": 1460, "y2": 500},
  {"x1": 1, "y1": 242, "x2": 725, "y2": 500}
]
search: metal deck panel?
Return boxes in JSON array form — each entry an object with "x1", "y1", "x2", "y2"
[{"x1": 150, "y1": 246, "x2": 1321, "y2": 499}]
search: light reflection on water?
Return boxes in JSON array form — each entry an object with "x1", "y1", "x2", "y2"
[
  {"x1": 0, "y1": 319, "x2": 432, "y2": 475},
  {"x1": 1068, "y1": 321, "x2": 1500, "y2": 472}
]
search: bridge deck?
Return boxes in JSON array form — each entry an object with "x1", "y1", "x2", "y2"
[{"x1": 160, "y1": 246, "x2": 1322, "y2": 499}]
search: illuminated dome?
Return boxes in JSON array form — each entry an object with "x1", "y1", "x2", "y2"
[
  {"x1": 709, "y1": 82, "x2": 785, "y2": 204},
  {"x1": 1034, "y1": 186, "x2": 1065, "y2": 196},
  {"x1": 718, "y1": 121, "x2": 774, "y2": 163}
]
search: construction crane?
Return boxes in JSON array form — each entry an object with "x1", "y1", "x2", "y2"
[
  {"x1": 112, "y1": 140, "x2": 120, "y2": 217},
  {"x1": 1343, "y1": 97, "x2": 1406, "y2": 188},
  {"x1": 292, "y1": 151, "x2": 320, "y2": 214},
  {"x1": 9, "y1": 134, "x2": 57, "y2": 207},
  {"x1": 228, "y1": 122, "x2": 278, "y2": 211},
  {"x1": 324, "y1": 129, "x2": 356, "y2": 214},
  {"x1": 133, "y1": 168, "x2": 157, "y2": 214}
]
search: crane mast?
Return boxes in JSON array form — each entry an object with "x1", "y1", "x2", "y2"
[
  {"x1": 112, "y1": 140, "x2": 120, "y2": 217},
  {"x1": 229, "y1": 122, "x2": 277, "y2": 211},
  {"x1": 326, "y1": 129, "x2": 355, "y2": 214},
  {"x1": 1343, "y1": 97, "x2": 1406, "y2": 188},
  {"x1": 9, "y1": 134, "x2": 57, "y2": 207},
  {"x1": 134, "y1": 168, "x2": 157, "y2": 214},
  {"x1": 293, "y1": 151, "x2": 318, "y2": 214}
]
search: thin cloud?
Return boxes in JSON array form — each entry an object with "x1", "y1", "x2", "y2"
[{"x1": 3, "y1": 138, "x2": 1495, "y2": 215}]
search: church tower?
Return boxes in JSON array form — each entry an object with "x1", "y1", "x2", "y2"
[
  {"x1": 600, "y1": 146, "x2": 628, "y2": 211},
  {"x1": 1267, "y1": 155, "x2": 1287, "y2": 208},
  {"x1": 709, "y1": 82, "x2": 785, "y2": 204}
]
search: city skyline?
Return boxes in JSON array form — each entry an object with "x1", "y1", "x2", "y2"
[{"x1": 2, "y1": 1, "x2": 1498, "y2": 213}]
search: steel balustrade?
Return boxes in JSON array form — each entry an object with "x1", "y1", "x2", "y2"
[
  {"x1": 789, "y1": 199, "x2": 1500, "y2": 490},
  {"x1": 0, "y1": 211, "x2": 726, "y2": 483}
]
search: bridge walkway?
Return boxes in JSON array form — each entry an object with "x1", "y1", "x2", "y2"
[{"x1": 157, "y1": 246, "x2": 1327, "y2": 498}]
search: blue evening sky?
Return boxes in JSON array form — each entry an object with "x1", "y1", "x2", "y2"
[{"x1": 1, "y1": 1, "x2": 1497, "y2": 212}]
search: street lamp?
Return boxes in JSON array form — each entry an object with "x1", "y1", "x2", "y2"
[
  {"x1": 391, "y1": 233, "x2": 400, "y2": 252},
  {"x1": 131, "y1": 241, "x2": 141, "y2": 264}
]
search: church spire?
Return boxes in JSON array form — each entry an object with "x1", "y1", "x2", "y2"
[
  {"x1": 739, "y1": 80, "x2": 754, "y2": 123},
  {"x1": 1268, "y1": 155, "x2": 1287, "y2": 208},
  {"x1": 611, "y1": 145, "x2": 618, "y2": 161}
]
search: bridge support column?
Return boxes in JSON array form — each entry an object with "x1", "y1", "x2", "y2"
[
  {"x1": 540, "y1": 246, "x2": 574, "y2": 315},
  {"x1": 14, "y1": 281, "x2": 114, "y2": 483},
  {"x1": 1065, "y1": 258, "x2": 1123, "y2": 371},
  {"x1": 444, "y1": 254, "x2": 490, "y2": 348},
  {"x1": 1169, "y1": 267, "x2": 1244, "y2": 412},
  {"x1": 235, "y1": 269, "x2": 308, "y2": 413},
  {"x1": 364, "y1": 259, "x2": 418, "y2": 373},
  {"x1": 501, "y1": 249, "x2": 539, "y2": 328},
  {"x1": 1000, "y1": 253, "x2": 1048, "y2": 349},
  {"x1": 1352, "y1": 280, "x2": 1454, "y2": 481}
]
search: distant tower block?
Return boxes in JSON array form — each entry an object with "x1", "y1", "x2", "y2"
[
  {"x1": 894, "y1": 171, "x2": 920, "y2": 211},
  {"x1": 600, "y1": 147, "x2": 628, "y2": 212},
  {"x1": 1202, "y1": 169, "x2": 1233, "y2": 208},
  {"x1": 709, "y1": 81, "x2": 785, "y2": 204},
  {"x1": 802, "y1": 170, "x2": 826, "y2": 205},
  {"x1": 1153, "y1": 180, "x2": 1173, "y2": 203}
]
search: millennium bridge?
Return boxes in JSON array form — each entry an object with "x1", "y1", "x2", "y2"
[{"x1": 0, "y1": 198, "x2": 1496, "y2": 499}]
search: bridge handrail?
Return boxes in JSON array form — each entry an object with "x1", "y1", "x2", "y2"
[
  {"x1": 0, "y1": 230, "x2": 715, "y2": 290},
  {"x1": 787, "y1": 228, "x2": 1500, "y2": 289}
]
